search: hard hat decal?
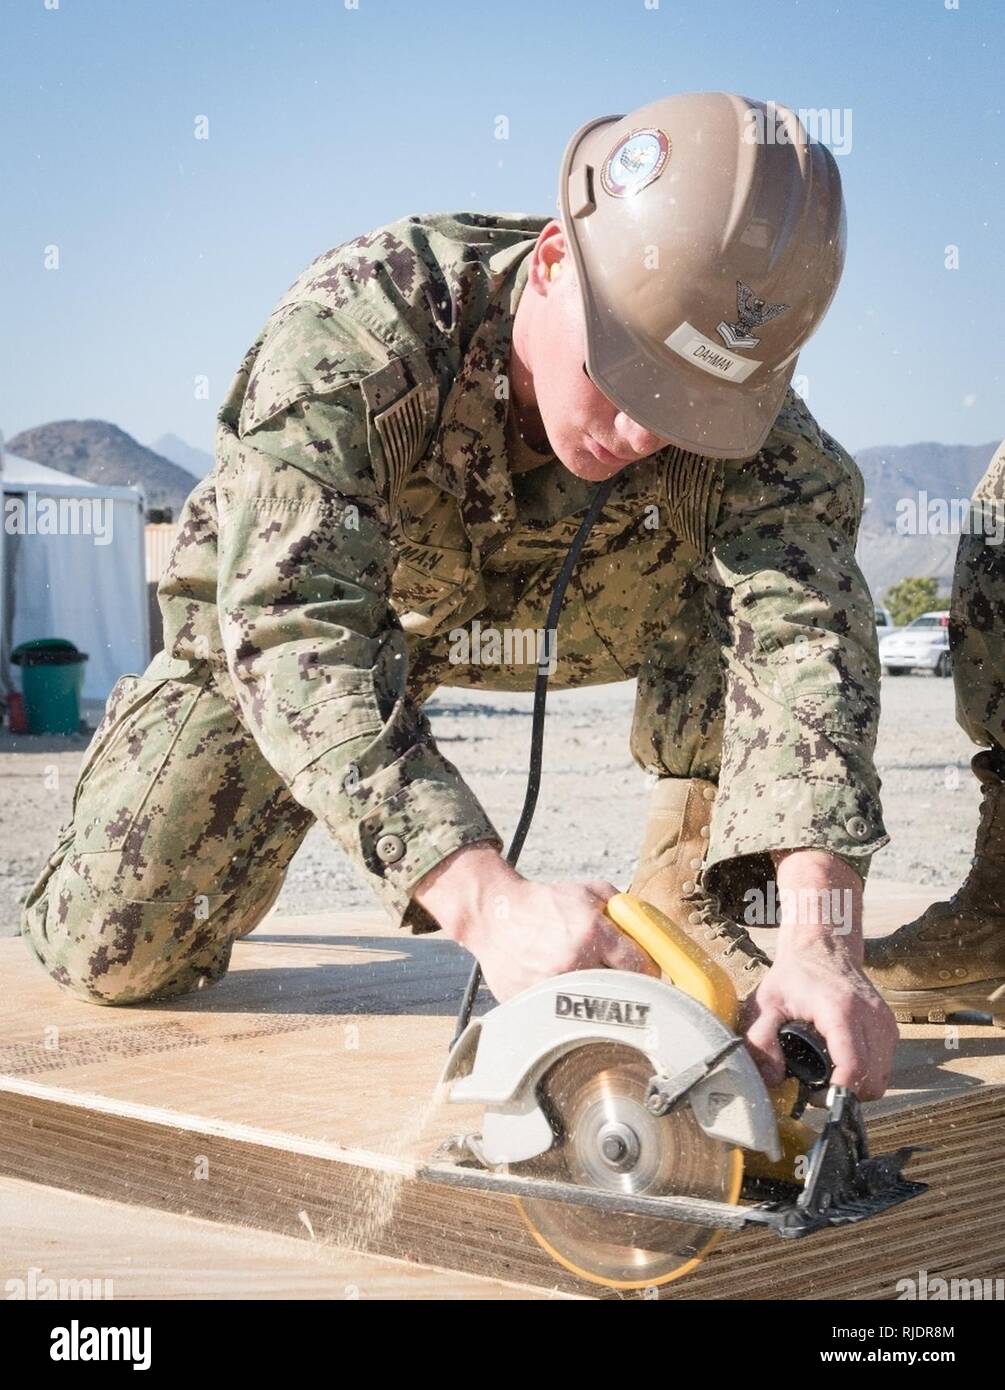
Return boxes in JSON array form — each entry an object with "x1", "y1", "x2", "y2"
[
  {"x1": 600, "y1": 127, "x2": 671, "y2": 198},
  {"x1": 717, "y1": 281, "x2": 789, "y2": 351},
  {"x1": 665, "y1": 322, "x2": 762, "y2": 383}
]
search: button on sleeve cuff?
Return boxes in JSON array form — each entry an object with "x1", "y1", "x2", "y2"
[
  {"x1": 290, "y1": 735, "x2": 504, "y2": 925},
  {"x1": 704, "y1": 774, "x2": 889, "y2": 888},
  {"x1": 356, "y1": 781, "x2": 504, "y2": 919}
]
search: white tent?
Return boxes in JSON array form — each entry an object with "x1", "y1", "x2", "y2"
[{"x1": 1, "y1": 451, "x2": 149, "y2": 702}]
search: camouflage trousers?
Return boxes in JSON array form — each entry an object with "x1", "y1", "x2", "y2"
[
  {"x1": 20, "y1": 649, "x2": 319, "y2": 1005},
  {"x1": 950, "y1": 530, "x2": 1005, "y2": 754},
  {"x1": 15, "y1": 639, "x2": 717, "y2": 1011}
]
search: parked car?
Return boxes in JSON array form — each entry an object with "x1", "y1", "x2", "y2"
[
  {"x1": 879, "y1": 610, "x2": 952, "y2": 676},
  {"x1": 875, "y1": 605, "x2": 895, "y2": 633}
]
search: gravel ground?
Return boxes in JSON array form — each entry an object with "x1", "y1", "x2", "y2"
[{"x1": 0, "y1": 670, "x2": 979, "y2": 936}]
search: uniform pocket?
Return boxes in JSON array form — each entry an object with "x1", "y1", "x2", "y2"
[
  {"x1": 73, "y1": 666, "x2": 209, "y2": 853},
  {"x1": 73, "y1": 673, "x2": 147, "y2": 802},
  {"x1": 392, "y1": 539, "x2": 482, "y2": 638},
  {"x1": 281, "y1": 671, "x2": 385, "y2": 778}
]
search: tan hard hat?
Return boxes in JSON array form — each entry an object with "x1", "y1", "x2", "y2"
[{"x1": 557, "y1": 92, "x2": 846, "y2": 460}]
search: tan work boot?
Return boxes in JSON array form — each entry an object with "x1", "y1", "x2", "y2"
[
  {"x1": 865, "y1": 749, "x2": 1005, "y2": 1026},
  {"x1": 629, "y1": 776, "x2": 771, "y2": 1002}
]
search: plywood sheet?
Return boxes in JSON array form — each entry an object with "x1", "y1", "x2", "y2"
[
  {"x1": 1, "y1": 881, "x2": 1002, "y2": 1299},
  {"x1": 0, "y1": 1176, "x2": 572, "y2": 1300}
]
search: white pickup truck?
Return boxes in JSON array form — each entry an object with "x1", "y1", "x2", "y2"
[{"x1": 878, "y1": 610, "x2": 952, "y2": 677}]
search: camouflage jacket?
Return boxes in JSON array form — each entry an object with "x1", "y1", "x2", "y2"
[{"x1": 158, "y1": 212, "x2": 889, "y2": 927}]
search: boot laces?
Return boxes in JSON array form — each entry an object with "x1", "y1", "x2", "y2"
[{"x1": 683, "y1": 885, "x2": 769, "y2": 971}]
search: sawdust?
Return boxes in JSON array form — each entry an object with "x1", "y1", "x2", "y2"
[{"x1": 338, "y1": 1083, "x2": 451, "y2": 1252}]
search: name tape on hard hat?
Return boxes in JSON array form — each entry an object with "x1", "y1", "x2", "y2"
[{"x1": 664, "y1": 323, "x2": 762, "y2": 383}]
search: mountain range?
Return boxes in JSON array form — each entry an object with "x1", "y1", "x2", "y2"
[
  {"x1": 6, "y1": 421, "x2": 199, "y2": 516},
  {"x1": 5, "y1": 419, "x2": 1000, "y2": 602},
  {"x1": 150, "y1": 432, "x2": 214, "y2": 480},
  {"x1": 854, "y1": 440, "x2": 999, "y2": 598}
]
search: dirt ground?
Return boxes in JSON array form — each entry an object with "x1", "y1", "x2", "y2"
[{"x1": 0, "y1": 670, "x2": 977, "y2": 937}]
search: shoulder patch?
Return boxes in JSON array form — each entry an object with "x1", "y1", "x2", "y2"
[{"x1": 238, "y1": 304, "x2": 387, "y2": 438}]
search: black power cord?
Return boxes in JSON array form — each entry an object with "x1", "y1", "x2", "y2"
[{"x1": 450, "y1": 476, "x2": 618, "y2": 1047}]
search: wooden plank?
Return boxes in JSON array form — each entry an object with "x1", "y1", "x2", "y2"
[
  {"x1": 2, "y1": 882, "x2": 1003, "y2": 1299},
  {"x1": 0, "y1": 1077, "x2": 570, "y2": 1291},
  {"x1": 2, "y1": 1071, "x2": 1002, "y2": 1299},
  {"x1": 0, "y1": 1176, "x2": 572, "y2": 1301}
]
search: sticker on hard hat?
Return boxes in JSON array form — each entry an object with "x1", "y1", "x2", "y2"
[
  {"x1": 717, "y1": 281, "x2": 789, "y2": 350},
  {"x1": 665, "y1": 323, "x2": 762, "y2": 383},
  {"x1": 601, "y1": 127, "x2": 671, "y2": 198}
]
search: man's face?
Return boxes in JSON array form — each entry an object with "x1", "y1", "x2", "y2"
[{"x1": 519, "y1": 229, "x2": 674, "y2": 481}]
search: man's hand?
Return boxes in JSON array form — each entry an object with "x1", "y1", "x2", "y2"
[
  {"x1": 413, "y1": 842, "x2": 657, "y2": 1001},
  {"x1": 742, "y1": 849, "x2": 899, "y2": 1101}
]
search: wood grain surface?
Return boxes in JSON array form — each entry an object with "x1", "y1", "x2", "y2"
[{"x1": 2, "y1": 882, "x2": 1002, "y2": 1299}]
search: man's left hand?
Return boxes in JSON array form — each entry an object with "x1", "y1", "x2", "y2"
[{"x1": 741, "y1": 849, "x2": 899, "y2": 1101}]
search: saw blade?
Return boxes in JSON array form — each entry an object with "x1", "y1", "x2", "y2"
[{"x1": 508, "y1": 1041, "x2": 742, "y2": 1289}]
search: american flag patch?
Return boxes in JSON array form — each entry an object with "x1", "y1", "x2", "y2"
[
  {"x1": 361, "y1": 354, "x2": 439, "y2": 506},
  {"x1": 664, "y1": 447, "x2": 723, "y2": 556}
]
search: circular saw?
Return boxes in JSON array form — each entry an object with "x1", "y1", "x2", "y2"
[
  {"x1": 509, "y1": 1040, "x2": 742, "y2": 1285},
  {"x1": 419, "y1": 894, "x2": 927, "y2": 1291}
]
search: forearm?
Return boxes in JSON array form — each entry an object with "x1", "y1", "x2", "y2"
[
  {"x1": 413, "y1": 841, "x2": 521, "y2": 945},
  {"x1": 770, "y1": 847, "x2": 864, "y2": 963}
]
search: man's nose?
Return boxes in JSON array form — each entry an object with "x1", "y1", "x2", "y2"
[{"x1": 612, "y1": 411, "x2": 671, "y2": 459}]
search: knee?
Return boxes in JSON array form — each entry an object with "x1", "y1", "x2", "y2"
[
  {"x1": 22, "y1": 924, "x2": 193, "y2": 1007},
  {"x1": 21, "y1": 851, "x2": 233, "y2": 1006},
  {"x1": 35, "y1": 956, "x2": 143, "y2": 1007},
  {"x1": 27, "y1": 929, "x2": 227, "y2": 1007}
]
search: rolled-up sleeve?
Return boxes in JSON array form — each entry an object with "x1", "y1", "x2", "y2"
[
  {"x1": 214, "y1": 316, "x2": 501, "y2": 927},
  {"x1": 703, "y1": 391, "x2": 889, "y2": 884}
]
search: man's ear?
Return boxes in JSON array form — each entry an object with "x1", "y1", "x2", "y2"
[{"x1": 533, "y1": 221, "x2": 568, "y2": 292}]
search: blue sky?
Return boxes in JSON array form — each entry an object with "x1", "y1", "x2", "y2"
[{"x1": 2, "y1": 0, "x2": 1001, "y2": 459}]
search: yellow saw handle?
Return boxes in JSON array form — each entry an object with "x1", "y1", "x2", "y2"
[{"x1": 603, "y1": 892, "x2": 741, "y2": 1031}]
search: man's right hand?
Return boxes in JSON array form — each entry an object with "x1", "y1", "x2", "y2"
[{"x1": 413, "y1": 842, "x2": 657, "y2": 1002}]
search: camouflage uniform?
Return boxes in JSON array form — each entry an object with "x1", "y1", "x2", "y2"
[
  {"x1": 949, "y1": 439, "x2": 1005, "y2": 751},
  {"x1": 21, "y1": 212, "x2": 889, "y2": 1005},
  {"x1": 862, "y1": 440, "x2": 1005, "y2": 1016}
]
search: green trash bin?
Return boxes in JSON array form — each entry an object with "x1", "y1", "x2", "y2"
[{"x1": 11, "y1": 639, "x2": 89, "y2": 735}]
